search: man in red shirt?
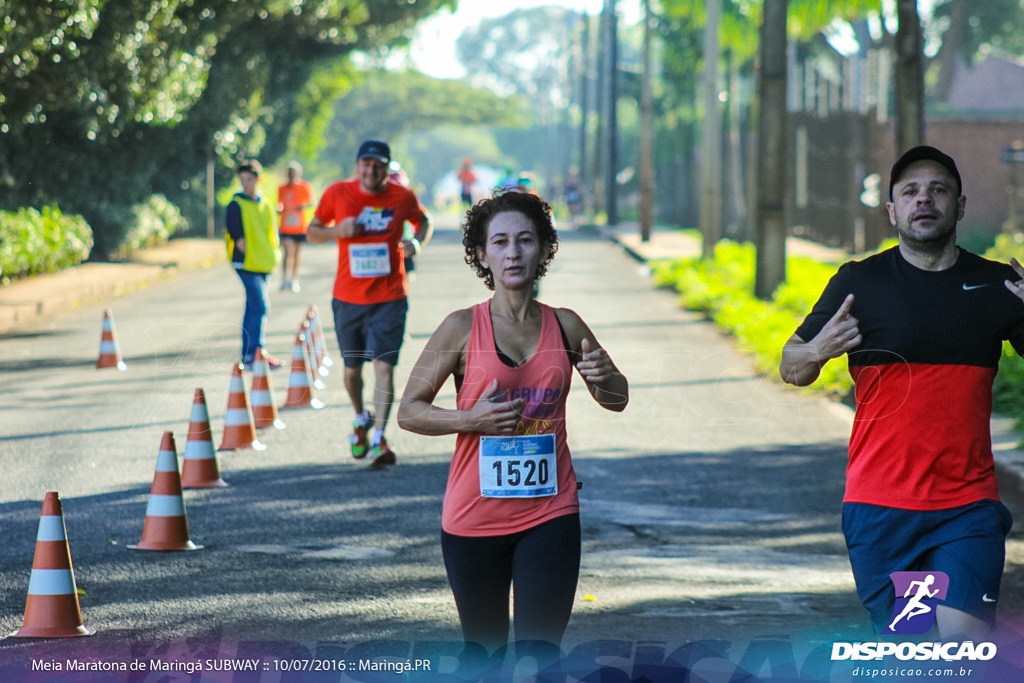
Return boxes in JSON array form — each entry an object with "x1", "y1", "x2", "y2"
[
  {"x1": 780, "y1": 146, "x2": 1024, "y2": 640},
  {"x1": 276, "y1": 161, "x2": 314, "y2": 292},
  {"x1": 307, "y1": 140, "x2": 432, "y2": 468}
]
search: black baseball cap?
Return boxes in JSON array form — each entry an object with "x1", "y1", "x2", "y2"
[
  {"x1": 888, "y1": 145, "x2": 962, "y2": 201},
  {"x1": 237, "y1": 160, "x2": 262, "y2": 176},
  {"x1": 357, "y1": 140, "x2": 391, "y2": 163}
]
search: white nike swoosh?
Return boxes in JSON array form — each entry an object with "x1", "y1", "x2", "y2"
[
  {"x1": 982, "y1": 594, "x2": 997, "y2": 603},
  {"x1": 963, "y1": 283, "x2": 988, "y2": 291}
]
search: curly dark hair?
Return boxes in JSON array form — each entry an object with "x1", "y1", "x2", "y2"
[{"x1": 462, "y1": 190, "x2": 559, "y2": 291}]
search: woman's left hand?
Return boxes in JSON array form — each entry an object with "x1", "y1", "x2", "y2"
[{"x1": 576, "y1": 338, "x2": 616, "y2": 385}]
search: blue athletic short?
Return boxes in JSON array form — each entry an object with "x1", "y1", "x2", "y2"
[
  {"x1": 279, "y1": 231, "x2": 308, "y2": 243},
  {"x1": 842, "y1": 500, "x2": 1012, "y2": 631},
  {"x1": 332, "y1": 297, "x2": 408, "y2": 368}
]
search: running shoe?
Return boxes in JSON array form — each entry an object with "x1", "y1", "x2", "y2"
[
  {"x1": 349, "y1": 414, "x2": 373, "y2": 459},
  {"x1": 369, "y1": 437, "x2": 396, "y2": 469},
  {"x1": 290, "y1": 280, "x2": 301, "y2": 293}
]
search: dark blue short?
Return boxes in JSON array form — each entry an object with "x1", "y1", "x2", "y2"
[
  {"x1": 842, "y1": 500, "x2": 1012, "y2": 631},
  {"x1": 279, "y1": 232, "x2": 308, "y2": 243},
  {"x1": 332, "y1": 297, "x2": 408, "y2": 368}
]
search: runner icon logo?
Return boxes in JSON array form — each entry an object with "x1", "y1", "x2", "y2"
[{"x1": 884, "y1": 571, "x2": 949, "y2": 635}]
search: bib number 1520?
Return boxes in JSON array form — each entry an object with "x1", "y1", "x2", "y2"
[{"x1": 479, "y1": 434, "x2": 557, "y2": 498}]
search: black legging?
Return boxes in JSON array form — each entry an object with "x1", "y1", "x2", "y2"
[{"x1": 441, "y1": 513, "x2": 581, "y2": 653}]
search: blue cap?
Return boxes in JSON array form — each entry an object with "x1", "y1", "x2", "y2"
[{"x1": 357, "y1": 140, "x2": 390, "y2": 163}]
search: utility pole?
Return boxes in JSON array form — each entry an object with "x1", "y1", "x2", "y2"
[
  {"x1": 206, "y1": 152, "x2": 215, "y2": 239},
  {"x1": 895, "y1": 0, "x2": 924, "y2": 153},
  {"x1": 577, "y1": 11, "x2": 591, "y2": 193},
  {"x1": 601, "y1": 0, "x2": 619, "y2": 226},
  {"x1": 699, "y1": 0, "x2": 721, "y2": 259},
  {"x1": 592, "y1": 8, "x2": 606, "y2": 216},
  {"x1": 639, "y1": 0, "x2": 654, "y2": 242},
  {"x1": 754, "y1": 0, "x2": 788, "y2": 299}
]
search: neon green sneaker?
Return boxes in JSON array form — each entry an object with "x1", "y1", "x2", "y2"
[{"x1": 349, "y1": 413, "x2": 372, "y2": 459}]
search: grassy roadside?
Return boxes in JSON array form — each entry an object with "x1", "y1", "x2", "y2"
[{"x1": 649, "y1": 231, "x2": 1024, "y2": 427}]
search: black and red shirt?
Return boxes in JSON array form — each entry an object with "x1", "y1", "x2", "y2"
[{"x1": 796, "y1": 246, "x2": 1024, "y2": 510}]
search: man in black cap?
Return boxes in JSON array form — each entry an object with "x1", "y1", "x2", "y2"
[
  {"x1": 308, "y1": 140, "x2": 432, "y2": 469},
  {"x1": 780, "y1": 145, "x2": 1024, "y2": 639}
]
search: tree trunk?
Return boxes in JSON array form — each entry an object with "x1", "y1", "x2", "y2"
[
  {"x1": 639, "y1": 0, "x2": 654, "y2": 242},
  {"x1": 754, "y1": 0, "x2": 788, "y2": 300},
  {"x1": 700, "y1": 0, "x2": 721, "y2": 259},
  {"x1": 895, "y1": 0, "x2": 924, "y2": 153}
]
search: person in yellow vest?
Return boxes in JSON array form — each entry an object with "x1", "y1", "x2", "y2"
[
  {"x1": 276, "y1": 161, "x2": 314, "y2": 292},
  {"x1": 225, "y1": 160, "x2": 282, "y2": 370}
]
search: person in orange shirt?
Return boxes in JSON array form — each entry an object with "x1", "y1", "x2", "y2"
[
  {"x1": 307, "y1": 140, "x2": 432, "y2": 469},
  {"x1": 457, "y1": 158, "x2": 477, "y2": 208},
  {"x1": 276, "y1": 161, "x2": 314, "y2": 292}
]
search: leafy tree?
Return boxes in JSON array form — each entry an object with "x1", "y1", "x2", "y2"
[
  {"x1": 929, "y1": 0, "x2": 1024, "y2": 101},
  {"x1": 0, "y1": 0, "x2": 454, "y2": 257},
  {"x1": 455, "y1": 6, "x2": 582, "y2": 185},
  {"x1": 317, "y1": 67, "x2": 527, "y2": 183}
]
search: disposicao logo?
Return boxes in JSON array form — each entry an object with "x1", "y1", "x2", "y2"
[
  {"x1": 884, "y1": 571, "x2": 948, "y2": 635},
  {"x1": 829, "y1": 569, "x2": 998, "y2": 665}
]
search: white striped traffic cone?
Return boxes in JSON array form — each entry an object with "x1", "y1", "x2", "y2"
[
  {"x1": 309, "y1": 304, "x2": 334, "y2": 368},
  {"x1": 282, "y1": 332, "x2": 324, "y2": 410},
  {"x1": 250, "y1": 348, "x2": 285, "y2": 430},
  {"x1": 305, "y1": 309, "x2": 328, "y2": 377},
  {"x1": 218, "y1": 363, "x2": 266, "y2": 451},
  {"x1": 300, "y1": 320, "x2": 326, "y2": 390},
  {"x1": 181, "y1": 389, "x2": 228, "y2": 488},
  {"x1": 96, "y1": 309, "x2": 126, "y2": 371},
  {"x1": 11, "y1": 492, "x2": 95, "y2": 638},
  {"x1": 129, "y1": 432, "x2": 202, "y2": 551}
]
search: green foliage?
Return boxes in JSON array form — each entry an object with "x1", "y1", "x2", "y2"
[
  {"x1": 984, "y1": 232, "x2": 1024, "y2": 264},
  {"x1": 650, "y1": 239, "x2": 854, "y2": 399},
  {"x1": 318, "y1": 68, "x2": 527, "y2": 179},
  {"x1": 652, "y1": 234, "x2": 1024, "y2": 422},
  {"x1": 984, "y1": 234, "x2": 1024, "y2": 425},
  {"x1": 457, "y1": 6, "x2": 580, "y2": 108},
  {"x1": 112, "y1": 195, "x2": 187, "y2": 261},
  {"x1": 0, "y1": 0, "x2": 455, "y2": 258},
  {"x1": 930, "y1": 0, "x2": 1024, "y2": 61},
  {"x1": 0, "y1": 206, "x2": 93, "y2": 282}
]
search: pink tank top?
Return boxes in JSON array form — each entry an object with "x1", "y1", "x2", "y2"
[{"x1": 442, "y1": 300, "x2": 579, "y2": 536}]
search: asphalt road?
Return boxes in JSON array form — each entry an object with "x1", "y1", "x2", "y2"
[{"x1": 2, "y1": 216, "x2": 1024, "y2": 681}]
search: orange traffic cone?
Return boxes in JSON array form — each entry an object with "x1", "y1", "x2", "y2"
[
  {"x1": 300, "y1": 320, "x2": 326, "y2": 390},
  {"x1": 218, "y1": 363, "x2": 266, "y2": 451},
  {"x1": 250, "y1": 348, "x2": 285, "y2": 430},
  {"x1": 129, "y1": 432, "x2": 202, "y2": 551},
  {"x1": 282, "y1": 332, "x2": 324, "y2": 410},
  {"x1": 309, "y1": 304, "x2": 334, "y2": 369},
  {"x1": 181, "y1": 389, "x2": 228, "y2": 488},
  {"x1": 11, "y1": 492, "x2": 95, "y2": 638},
  {"x1": 96, "y1": 309, "x2": 126, "y2": 371}
]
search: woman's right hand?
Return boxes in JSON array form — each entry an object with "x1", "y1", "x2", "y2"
[{"x1": 468, "y1": 379, "x2": 523, "y2": 434}]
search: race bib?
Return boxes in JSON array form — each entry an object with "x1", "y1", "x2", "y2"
[
  {"x1": 284, "y1": 213, "x2": 301, "y2": 227},
  {"x1": 479, "y1": 434, "x2": 557, "y2": 498},
  {"x1": 348, "y1": 243, "x2": 391, "y2": 278}
]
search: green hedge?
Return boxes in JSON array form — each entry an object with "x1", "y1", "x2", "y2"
[
  {"x1": 650, "y1": 239, "x2": 853, "y2": 399},
  {"x1": 0, "y1": 206, "x2": 93, "y2": 283},
  {"x1": 0, "y1": 195, "x2": 187, "y2": 284},
  {"x1": 650, "y1": 235, "x2": 1024, "y2": 421},
  {"x1": 111, "y1": 194, "x2": 187, "y2": 261}
]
